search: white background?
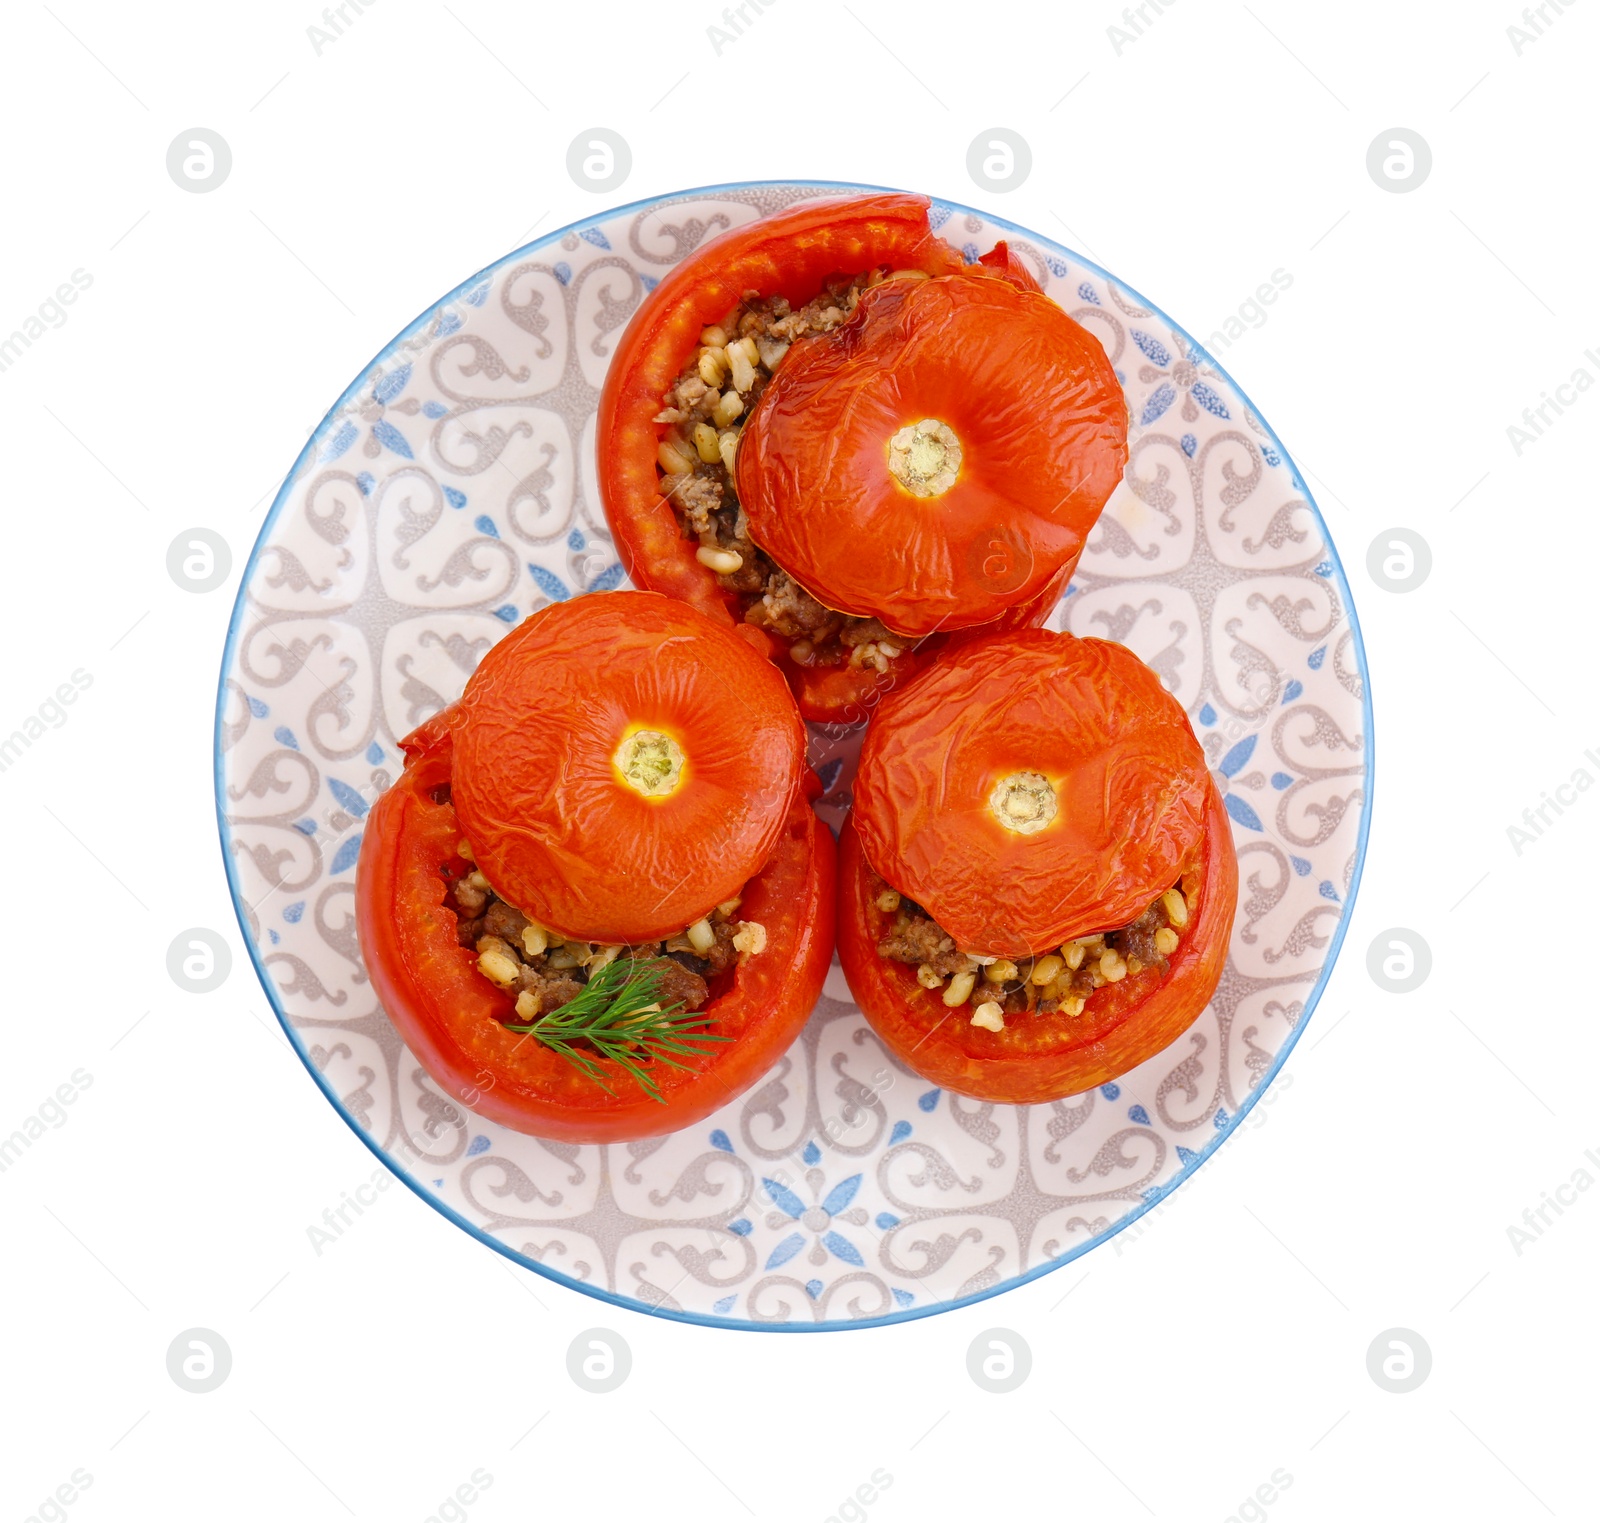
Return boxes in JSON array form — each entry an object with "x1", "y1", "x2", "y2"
[{"x1": 0, "y1": 1, "x2": 1591, "y2": 1519}]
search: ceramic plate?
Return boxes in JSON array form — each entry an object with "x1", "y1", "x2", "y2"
[{"x1": 215, "y1": 180, "x2": 1371, "y2": 1329}]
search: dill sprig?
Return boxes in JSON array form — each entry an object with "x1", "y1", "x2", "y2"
[{"x1": 505, "y1": 955, "x2": 729, "y2": 1104}]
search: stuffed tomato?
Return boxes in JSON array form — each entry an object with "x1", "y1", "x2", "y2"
[
  {"x1": 596, "y1": 192, "x2": 1128, "y2": 723},
  {"x1": 837, "y1": 630, "x2": 1237, "y2": 1104},
  {"x1": 356, "y1": 591, "x2": 835, "y2": 1143}
]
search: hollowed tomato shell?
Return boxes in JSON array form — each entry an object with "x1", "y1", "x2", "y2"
[
  {"x1": 837, "y1": 786, "x2": 1236, "y2": 1104},
  {"x1": 357, "y1": 727, "x2": 836, "y2": 1142},
  {"x1": 852, "y1": 632, "x2": 1212, "y2": 958},
  {"x1": 735, "y1": 273, "x2": 1128, "y2": 639},
  {"x1": 595, "y1": 190, "x2": 1077, "y2": 723},
  {"x1": 450, "y1": 591, "x2": 804, "y2": 944}
]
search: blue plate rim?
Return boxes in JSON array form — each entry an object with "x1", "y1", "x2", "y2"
[{"x1": 212, "y1": 177, "x2": 1375, "y2": 1333}]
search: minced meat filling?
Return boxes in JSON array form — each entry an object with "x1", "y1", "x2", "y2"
[
  {"x1": 653, "y1": 266, "x2": 921, "y2": 671},
  {"x1": 871, "y1": 874, "x2": 1199, "y2": 1033},
  {"x1": 444, "y1": 841, "x2": 765, "y2": 1021}
]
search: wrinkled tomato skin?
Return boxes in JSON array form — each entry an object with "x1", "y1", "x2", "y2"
[
  {"x1": 836, "y1": 782, "x2": 1237, "y2": 1105},
  {"x1": 356, "y1": 722, "x2": 836, "y2": 1143},
  {"x1": 852, "y1": 632, "x2": 1210, "y2": 955},
  {"x1": 735, "y1": 273, "x2": 1125, "y2": 640},
  {"x1": 596, "y1": 192, "x2": 1062, "y2": 723},
  {"x1": 451, "y1": 591, "x2": 804, "y2": 945}
]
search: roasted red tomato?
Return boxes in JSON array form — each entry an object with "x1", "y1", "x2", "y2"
[
  {"x1": 736, "y1": 269, "x2": 1127, "y2": 639},
  {"x1": 595, "y1": 191, "x2": 1115, "y2": 723},
  {"x1": 837, "y1": 631, "x2": 1237, "y2": 1104},
  {"x1": 356, "y1": 592, "x2": 835, "y2": 1142},
  {"x1": 451, "y1": 590, "x2": 803, "y2": 944}
]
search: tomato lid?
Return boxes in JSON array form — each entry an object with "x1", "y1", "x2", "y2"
[
  {"x1": 450, "y1": 591, "x2": 805, "y2": 943},
  {"x1": 852, "y1": 631, "x2": 1210, "y2": 956},
  {"x1": 735, "y1": 271, "x2": 1127, "y2": 639}
]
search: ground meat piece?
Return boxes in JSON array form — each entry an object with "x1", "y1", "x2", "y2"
[
  {"x1": 657, "y1": 376, "x2": 725, "y2": 430},
  {"x1": 483, "y1": 899, "x2": 530, "y2": 944},
  {"x1": 839, "y1": 618, "x2": 897, "y2": 649},
  {"x1": 665, "y1": 949, "x2": 711, "y2": 978},
  {"x1": 748, "y1": 572, "x2": 843, "y2": 642},
  {"x1": 649, "y1": 957, "x2": 710, "y2": 1013},
  {"x1": 974, "y1": 976, "x2": 1035, "y2": 1016},
  {"x1": 451, "y1": 876, "x2": 488, "y2": 915},
  {"x1": 702, "y1": 501, "x2": 761, "y2": 558},
  {"x1": 515, "y1": 963, "x2": 585, "y2": 1016},
  {"x1": 763, "y1": 282, "x2": 864, "y2": 343},
  {"x1": 1109, "y1": 905, "x2": 1167, "y2": 972},
  {"x1": 986, "y1": 982, "x2": 1027, "y2": 1015},
  {"x1": 669, "y1": 468, "x2": 725, "y2": 537},
  {"x1": 878, "y1": 913, "x2": 957, "y2": 969},
  {"x1": 715, "y1": 528, "x2": 771, "y2": 594},
  {"x1": 455, "y1": 915, "x2": 485, "y2": 949},
  {"x1": 766, "y1": 312, "x2": 808, "y2": 342},
  {"x1": 669, "y1": 373, "x2": 710, "y2": 410},
  {"x1": 702, "y1": 919, "x2": 740, "y2": 977}
]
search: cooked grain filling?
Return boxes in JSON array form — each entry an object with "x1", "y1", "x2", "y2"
[
  {"x1": 443, "y1": 840, "x2": 764, "y2": 1021},
  {"x1": 871, "y1": 874, "x2": 1199, "y2": 1032},
  {"x1": 653, "y1": 266, "x2": 917, "y2": 671}
]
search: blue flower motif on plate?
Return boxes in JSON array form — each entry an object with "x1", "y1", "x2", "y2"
[{"x1": 762, "y1": 1171, "x2": 869, "y2": 1271}]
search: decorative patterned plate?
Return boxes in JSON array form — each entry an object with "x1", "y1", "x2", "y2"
[{"x1": 214, "y1": 181, "x2": 1371, "y2": 1329}]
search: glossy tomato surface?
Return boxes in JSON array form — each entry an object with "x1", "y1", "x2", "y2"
[
  {"x1": 595, "y1": 191, "x2": 1080, "y2": 722},
  {"x1": 838, "y1": 785, "x2": 1236, "y2": 1104},
  {"x1": 450, "y1": 591, "x2": 803, "y2": 944},
  {"x1": 852, "y1": 631, "x2": 1212, "y2": 957},
  {"x1": 736, "y1": 271, "x2": 1127, "y2": 639},
  {"x1": 356, "y1": 725, "x2": 836, "y2": 1143}
]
